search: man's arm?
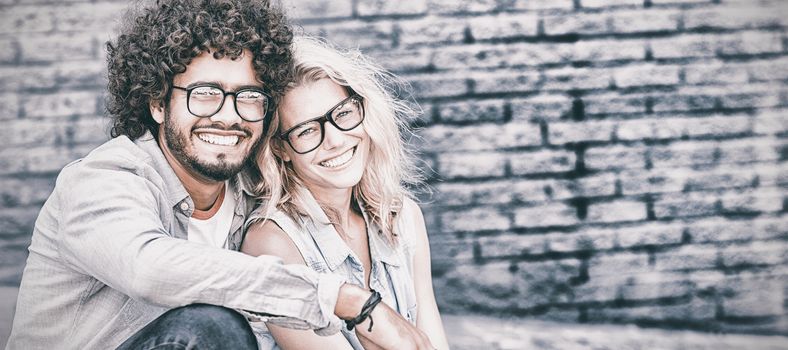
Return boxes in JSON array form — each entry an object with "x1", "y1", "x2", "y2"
[{"x1": 56, "y1": 164, "x2": 343, "y2": 332}]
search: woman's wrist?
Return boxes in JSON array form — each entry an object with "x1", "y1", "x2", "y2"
[{"x1": 335, "y1": 283, "x2": 371, "y2": 320}]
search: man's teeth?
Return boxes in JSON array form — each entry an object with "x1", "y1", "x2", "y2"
[
  {"x1": 320, "y1": 148, "x2": 354, "y2": 168},
  {"x1": 197, "y1": 133, "x2": 239, "y2": 146}
]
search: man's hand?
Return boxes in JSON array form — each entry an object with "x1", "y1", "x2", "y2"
[{"x1": 335, "y1": 284, "x2": 435, "y2": 350}]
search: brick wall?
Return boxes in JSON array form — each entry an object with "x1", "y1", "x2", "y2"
[{"x1": 1, "y1": 0, "x2": 786, "y2": 336}]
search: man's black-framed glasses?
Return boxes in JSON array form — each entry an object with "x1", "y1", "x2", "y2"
[
  {"x1": 172, "y1": 85, "x2": 273, "y2": 122},
  {"x1": 279, "y1": 94, "x2": 365, "y2": 154}
]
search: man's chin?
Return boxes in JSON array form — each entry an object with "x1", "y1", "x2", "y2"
[{"x1": 189, "y1": 159, "x2": 246, "y2": 182}]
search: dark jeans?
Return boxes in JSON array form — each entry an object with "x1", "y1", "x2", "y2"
[{"x1": 116, "y1": 304, "x2": 258, "y2": 350}]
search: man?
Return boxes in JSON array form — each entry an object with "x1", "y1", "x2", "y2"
[{"x1": 5, "y1": 1, "x2": 433, "y2": 349}]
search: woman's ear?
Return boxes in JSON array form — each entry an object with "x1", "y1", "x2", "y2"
[
  {"x1": 272, "y1": 140, "x2": 291, "y2": 162},
  {"x1": 150, "y1": 100, "x2": 165, "y2": 124}
]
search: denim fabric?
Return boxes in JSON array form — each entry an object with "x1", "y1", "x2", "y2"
[
  {"x1": 6, "y1": 133, "x2": 345, "y2": 350},
  {"x1": 248, "y1": 187, "x2": 418, "y2": 350},
  {"x1": 115, "y1": 304, "x2": 257, "y2": 350}
]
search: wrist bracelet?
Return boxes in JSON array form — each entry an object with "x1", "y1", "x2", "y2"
[{"x1": 345, "y1": 289, "x2": 383, "y2": 332}]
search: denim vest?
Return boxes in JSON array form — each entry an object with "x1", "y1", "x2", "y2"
[{"x1": 250, "y1": 188, "x2": 418, "y2": 350}]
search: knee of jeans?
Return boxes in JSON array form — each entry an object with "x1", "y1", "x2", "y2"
[{"x1": 169, "y1": 304, "x2": 251, "y2": 335}]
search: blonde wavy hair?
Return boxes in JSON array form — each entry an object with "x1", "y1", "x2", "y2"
[{"x1": 254, "y1": 36, "x2": 424, "y2": 243}]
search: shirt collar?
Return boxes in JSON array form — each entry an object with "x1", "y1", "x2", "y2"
[{"x1": 295, "y1": 186, "x2": 402, "y2": 270}]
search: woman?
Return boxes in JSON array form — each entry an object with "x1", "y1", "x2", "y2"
[{"x1": 241, "y1": 36, "x2": 449, "y2": 350}]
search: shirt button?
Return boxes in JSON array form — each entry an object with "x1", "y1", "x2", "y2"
[{"x1": 180, "y1": 202, "x2": 189, "y2": 211}]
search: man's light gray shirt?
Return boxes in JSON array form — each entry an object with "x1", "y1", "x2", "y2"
[{"x1": 6, "y1": 132, "x2": 344, "y2": 350}]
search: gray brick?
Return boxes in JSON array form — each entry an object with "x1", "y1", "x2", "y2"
[
  {"x1": 722, "y1": 279, "x2": 784, "y2": 317},
  {"x1": 542, "y1": 67, "x2": 612, "y2": 91},
  {"x1": 617, "y1": 118, "x2": 679, "y2": 141},
  {"x1": 438, "y1": 262, "x2": 519, "y2": 310},
  {"x1": 753, "y1": 216, "x2": 788, "y2": 241},
  {"x1": 0, "y1": 144, "x2": 92, "y2": 175},
  {"x1": 427, "y1": 0, "x2": 515, "y2": 13},
  {"x1": 356, "y1": 0, "x2": 426, "y2": 16},
  {"x1": 683, "y1": 5, "x2": 785, "y2": 31},
  {"x1": 0, "y1": 5, "x2": 55, "y2": 33},
  {"x1": 582, "y1": 93, "x2": 647, "y2": 116},
  {"x1": 69, "y1": 117, "x2": 111, "y2": 145},
  {"x1": 369, "y1": 49, "x2": 431, "y2": 72},
  {"x1": 581, "y1": 0, "x2": 642, "y2": 7},
  {"x1": 716, "y1": 84, "x2": 782, "y2": 109},
  {"x1": 406, "y1": 73, "x2": 468, "y2": 98},
  {"x1": 0, "y1": 38, "x2": 16, "y2": 64},
  {"x1": 398, "y1": 17, "x2": 467, "y2": 48},
  {"x1": 0, "y1": 94, "x2": 20, "y2": 120},
  {"x1": 20, "y1": 32, "x2": 96, "y2": 62},
  {"x1": 620, "y1": 280, "x2": 693, "y2": 301},
  {"x1": 21, "y1": 91, "x2": 98, "y2": 119},
  {"x1": 514, "y1": 202, "x2": 579, "y2": 228},
  {"x1": 512, "y1": 179, "x2": 574, "y2": 203},
  {"x1": 684, "y1": 115, "x2": 752, "y2": 138},
  {"x1": 617, "y1": 222, "x2": 684, "y2": 248},
  {"x1": 473, "y1": 70, "x2": 543, "y2": 93},
  {"x1": 437, "y1": 151, "x2": 507, "y2": 179},
  {"x1": 437, "y1": 99, "x2": 506, "y2": 123},
  {"x1": 429, "y1": 236, "x2": 475, "y2": 264},
  {"x1": 683, "y1": 168, "x2": 759, "y2": 192},
  {"x1": 589, "y1": 297, "x2": 716, "y2": 321},
  {"x1": 686, "y1": 218, "x2": 756, "y2": 244},
  {"x1": 649, "y1": 34, "x2": 717, "y2": 59},
  {"x1": 654, "y1": 244, "x2": 719, "y2": 271},
  {"x1": 718, "y1": 30, "x2": 783, "y2": 56},
  {"x1": 721, "y1": 241, "x2": 786, "y2": 268},
  {"x1": 654, "y1": 192, "x2": 720, "y2": 219},
  {"x1": 609, "y1": 9, "x2": 681, "y2": 33},
  {"x1": 717, "y1": 137, "x2": 782, "y2": 164},
  {"x1": 417, "y1": 123, "x2": 541, "y2": 152},
  {"x1": 510, "y1": 150, "x2": 576, "y2": 175},
  {"x1": 753, "y1": 109, "x2": 788, "y2": 135},
  {"x1": 0, "y1": 177, "x2": 55, "y2": 208},
  {"x1": 684, "y1": 62, "x2": 751, "y2": 85},
  {"x1": 468, "y1": 13, "x2": 539, "y2": 41},
  {"x1": 585, "y1": 145, "x2": 646, "y2": 170},
  {"x1": 613, "y1": 64, "x2": 681, "y2": 88},
  {"x1": 748, "y1": 58, "x2": 788, "y2": 82},
  {"x1": 548, "y1": 120, "x2": 616, "y2": 144},
  {"x1": 511, "y1": 94, "x2": 573, "y2": 122},
  {"x1": 315, "y1": 21, "x2": 394, "y2": 51},
  {"x1": 573, "y1": 173, "x2": 618, "y2": 198},
  {"x1": 619, "y1": 169, "x2": 686, "y2": 195},
  {"x1": 283, "y1": 0, "x2": 353, "y2": 20},
  {"x1": 545, "y1": 228, "x2": 617, "y2": 253},
  {"x1": 720, "y1": 188, "x2": 784, "y2": 214},
  {"x1": 572, "y1": 39, "x2": 646, "y2": 62},
  {"x1": 54, "y1": 2, "x2": 127, "y2": 32},
  {"x1": 479, "y1": 233, "x2": 547, "y2": 258},
  {"x1": 435, "y1": 181, "x2": 516, "y2": 206},
  {"x1": 587, "y1": 200, "x2": 648, "y2": 223},
  {"x1": 588, "y1": 251, "x2": 650, "y2": 278},
  {"x1": 543, "y1": 13, "x2": 609, "y2": 35},
  {"x1": 513, "y1": 0, "x2": 575, "y2": 10},
  {"x1": 649, "y1": 140, "x2": 717, "y2": 168},
  {"x1": 441, "y1": 207, "x2": 511, "y2": 232},
  {"x1": 650, "y1": 91, "x2": 716, "y2": 113}
]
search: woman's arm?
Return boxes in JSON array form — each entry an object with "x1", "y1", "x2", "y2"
[
  {"x1": 242, "y1": 220, "x2": 355, "y2": 350},
  {"x1": 404, "y1": 199, "x2": 451, "y2": 350}
]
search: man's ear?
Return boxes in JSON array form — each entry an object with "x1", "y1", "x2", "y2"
[{"x1": 150, "y1": 100, "x2": 165, "y2": 124}]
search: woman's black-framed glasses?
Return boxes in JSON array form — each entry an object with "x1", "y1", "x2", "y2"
[
  {"x1": 278, "y1": 94, "x2": 365, "y2": 154},
  {"x1": 172, "y1": 85, "x2": 273, "y2": 122}
]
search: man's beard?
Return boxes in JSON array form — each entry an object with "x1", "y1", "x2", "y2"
[{"x1": 163, "y1": 108, "x2": 261, "y2": 182}]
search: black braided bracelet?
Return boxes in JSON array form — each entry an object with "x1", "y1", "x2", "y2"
[{"x1": 345, "y1": 289, "x2": 383, "y2": 332}]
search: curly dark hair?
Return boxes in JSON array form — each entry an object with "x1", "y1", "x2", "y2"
[{"x1": 106, "y1": 0, "x2": 293, "y2": 139}]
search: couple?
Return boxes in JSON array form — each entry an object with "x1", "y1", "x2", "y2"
[{"x1": 5, "y1": 0, "x2": 448, "y2": 349}]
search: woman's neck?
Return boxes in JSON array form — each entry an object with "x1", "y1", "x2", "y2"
[{"x1": 309, "y1": 186, "x2": 359, "y2": 236}]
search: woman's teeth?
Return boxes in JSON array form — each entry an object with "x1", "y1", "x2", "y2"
[
  {"x1": 320, "y1": 148, "x2": 354, "y2": 168},
  {"x1": 198, "y1": 134, "x2": 239, "y2": 146}
]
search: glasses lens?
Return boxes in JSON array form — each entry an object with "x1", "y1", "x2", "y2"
[
  {"x1": 188, "y1": 86, "x2": 223, "y2": 117},
  {"x1": 287, "y1": 121, "x2": 323, "y2": 153},
  {"x1": 235, "y1": 89, "x2": 269, "y2": 122},
  {"x1": 331, "y1": 97, "x2": 363, "y2": 130}
]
